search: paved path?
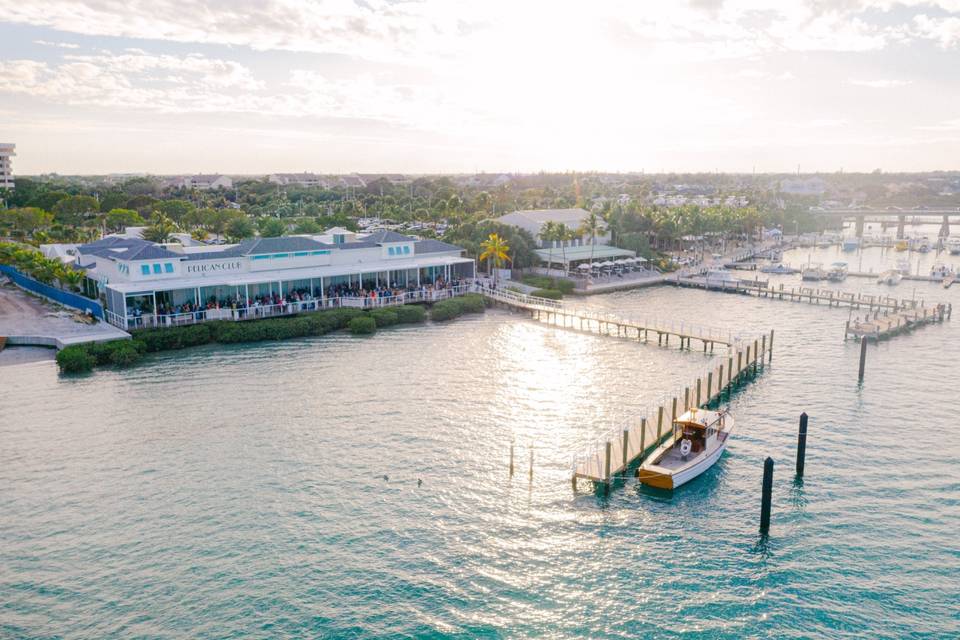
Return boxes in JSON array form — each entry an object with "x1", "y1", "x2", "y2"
[{"x1": 0, "y1": 282, "x2": 129, "y2": 349}]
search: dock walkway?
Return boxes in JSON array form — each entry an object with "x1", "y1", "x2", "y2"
[{"x1": 845, "y1": 304, "x2": 950, "y2": 341}]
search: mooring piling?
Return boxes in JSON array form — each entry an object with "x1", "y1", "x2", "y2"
[
  {"x1": 796, "y1": 412, "x2": 808, "y2": 477},
  {"x1": 529, "y1": 447, "x2": 534, "y2": 482},
  {"x1": 509, "y1": 443, "x2": 515, "y2": 477},
  {"x1": 760, "y1": 457, "x2": 774, "y2": 534},
  {"x1": 858, "y1": 335, "x2": 868, "y2": 382}
]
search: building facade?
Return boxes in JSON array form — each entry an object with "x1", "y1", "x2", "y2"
[
  {"x1": 180, "y1": 174, "x2": 233, "y2": 190},
  {"x1": 0, "y1": 143, "x2": 15, "y2": 190},
  {"x1": 75, "y1": 229, "x2": 475, "y2": 329}
]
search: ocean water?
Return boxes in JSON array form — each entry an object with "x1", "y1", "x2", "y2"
[{"x1": 2, "y1": 269, "x2": 958, "y2": 638}]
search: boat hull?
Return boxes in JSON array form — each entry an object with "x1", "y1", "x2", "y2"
[{"x1": 638, "y1": 441, "x2": 728, "y2": 490}]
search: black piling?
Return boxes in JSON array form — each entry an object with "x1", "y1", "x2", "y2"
[
  {"x1": 858, "y1": 336, "x2": 868, "y2": 382},
  {"x1": 760, "y1": 457, "x2": 774, "y2": 534},
  {"x1": 796, "y1": 413, "x2": 808, "y2": 478}
]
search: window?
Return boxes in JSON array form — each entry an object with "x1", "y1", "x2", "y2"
[
  {"x1": 293, "y1": 252, "x2": 308, "y2": 257},
  {"x1": 152, "y1": 264, "x2": 162, "y2": 274},
  {"x1": 310, "y1": 250, "x2": 330, "y2": 256},
  {"x1": 403, "y1": 246, "x2": 411, "y2": 255},
  {"x1": 164, "y1": 263, "x2": 174, "y2": 273},
  {"x1": 334, "y1": 234, "x2": 344, "y2": 244},
  {"x1": 388, "y1": 247, "x2": 395, "y2": 256},
  {"x1": 252, "y1": 254, "x2": 271, "y2": 260},
  {"x1": 141, "y1": 264, "x2": 150, "y2": 275}
]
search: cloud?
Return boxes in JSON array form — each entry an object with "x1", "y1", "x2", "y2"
[
  {"x1": 911, "y1": 14, "x2": 960, "y2": 48},
  {"x1": 848, "y1": 78, "x2": 912, "y2": 88},
  {"x1": 33, "y1": 39, "x2": 80, "y2": 49}
]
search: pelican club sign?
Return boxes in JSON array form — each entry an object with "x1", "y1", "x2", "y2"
[{"x1": 184, "y1": 260, "x2": 243, "y2": 275}]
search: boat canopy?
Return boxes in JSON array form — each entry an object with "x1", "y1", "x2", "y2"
[{"x1": 674, "y1": 408, "x2": 725, "y2": 430}]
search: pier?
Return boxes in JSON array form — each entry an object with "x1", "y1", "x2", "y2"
[
  {"x1": 672, "y1": 275, "x2": 933, "y2": 313},
  {"x1": 845, "y1": 303, "x2": 949, "y2": 341},
  {"x1": 571, "y1": 330, "x2": 772, "y2": 487}
]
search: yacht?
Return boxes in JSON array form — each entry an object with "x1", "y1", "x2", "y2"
[
  {"x1": 895, "y1": 258, "x2": 912, "y2": 275},
  {"x1": 826, "y1": 261, "x2": 848, "y2": 282},
  {"x1": 704, "y1": 268, "x2": 739, "y2": 284},
  {"x1": 637, "y1": 408, "x2": 735, "y2": 490},
  {"x1": 877, "y1": 269, "x2": 902, "y2": 285},
  {"x1": 760, "y1": 263, "x2": 798, "y2": 275},
  {"x1": 949, "y1": 238, "x2": 960, "y2": 255},
  {"x1": 929, "y1": 264, "x2": 955, "y2": 281},
  {"x1": 842, "y1": 238, "x2": 860, "y2": 252},
  {"x1": 801, "y1": 263, "x2": 825, "y2": 281}
]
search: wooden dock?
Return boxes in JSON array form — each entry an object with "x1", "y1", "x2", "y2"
[
  {"x1": 845, "y1": 304, "x2": 950, "y2": 341},
  {"x1": 571, "y1": 331, "x2": 773, "y2": 487},
  {"x1": 480, "y1": 286, "x2": 738, "y2": 350},
  {"x1": 672, "y1": 274, "x2": 939, "y2": 313}
]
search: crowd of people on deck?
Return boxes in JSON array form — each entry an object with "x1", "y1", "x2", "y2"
[{"x1": 126, "y1": 277, "x2": 468, "y2": 322}]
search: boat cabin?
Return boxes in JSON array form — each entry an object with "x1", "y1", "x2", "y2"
[{"x1": 672, "y1": 408, "x2": 728, "y2": 455}]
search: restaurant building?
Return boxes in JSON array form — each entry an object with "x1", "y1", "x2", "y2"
[{"x1": 76, "y1": 228, "x2": 475, "y2": 329}]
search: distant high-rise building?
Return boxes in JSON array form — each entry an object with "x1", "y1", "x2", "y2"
[{"x1": 0, "y1": 143, "x2": 14, "y2": 190}]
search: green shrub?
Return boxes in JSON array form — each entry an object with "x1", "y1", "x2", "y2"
[
  {"x1": 460, "y1": 293, "x2": 486, "y2": 313},
  {"x1": 431, "y1": 294, "x2": 486, "y2": 321},
  {"x1": 370, "y1": 308, "x2": 399, "y2": 327},
  {"x1": 554, "y1": 279, "x2": 575, "y2": 294},
  {"x1": 395, "y1": 305, "x2": 426, "y2": 324},
  {"x1": 109, "y1": 341, "x2": 143, "y2": 367},
  {"x1": 531, "y1": 288, "x2": 563, "y2": 300},
  {"x1": 56, "y1": 345, "x2": 95, "y2": 373},
  {"x1": 348, "y1": 316, "x2": 377, "y2": 335}
]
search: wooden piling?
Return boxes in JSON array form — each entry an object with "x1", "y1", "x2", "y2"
[
  {"x1": 796, "y1": 412, "x2": 808, "y2": 478},
  {"x1": 760, "y1": 457, "x2": 774, "y2": 534},
  {"x1": 622, "y1": 429, "x2": 629, "y2": 471},
  {"x1": 684, "y1": 387, "x2": 690, "y2": 411},
  {"x1": 640, "y1": 418, "x2": 647, "y2": 461},
  {"x1": 707, "y1": 371, "x2": 713, "y2": 404},
  {"x1": 657, "y1": 406, "x2": 664, "y2": 440},
  {"x1": 509, "y1": 443, "x2": 514, "y2": 477},
  {"x1": 604, "y1": 441, "x2": 612, "y2": 485},
  {"x1": 529, "y1": 447, "x2": 534, "y2": 481}
]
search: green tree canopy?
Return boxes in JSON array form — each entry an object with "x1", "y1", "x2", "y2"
[
  {"x1": 105, "y1": 208, "x2": 144, "y2": 233},
  {"x1": 225, "y1": 216, "x2": 256, "y2": 242},
  {"x1": 259, "y1": 218, "x2": 287, "y2": 238},
  {"x1": 52, "y1": 195, "x2": 99, "y2": 226}
]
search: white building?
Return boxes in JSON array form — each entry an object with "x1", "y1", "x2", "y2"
[
  {"x1": 181, "y1": 174, "x2": 233, "y2": 190},
  {"x1": 74, "y1": 229, "x2": 475, "y2": 329},
  {"x1": 268, "y1": 173, "x2": 328, "y2": 188},
  {"x1": 0, "y1": 143, "x2": 15, "y2": 190},
  {"x1": 779, "y1": 177, "x2": 826, "y2": 196},
  {"x1": 497, "y1": 208, "x2": 611, "y2": 247}
]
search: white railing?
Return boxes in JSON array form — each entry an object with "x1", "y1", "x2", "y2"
[
  {"x1": 110, "y1": 285, "x2": 475, "y2": 330},
  {"x1": 479, "y1": 285, "x2": 740, "y2": 347}
]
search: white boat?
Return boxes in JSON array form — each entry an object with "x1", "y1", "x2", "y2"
[
  {"x1": 949, "y1": 238, "x2": 960, "y2": 255},
  {"x1": 895, "y1": 258, "x2": 912, "y2": 275},
  {"x1": 929, "y1": 264, "x2": 955, "y2": 281},
  {"x1": 801, "y1": 262, "x2": 825, "y2": 281},
  {"x1": 826, "y1": 261, "x2": 848, "y2": 281},
  {"x1": 638, "y1": 408, "x2": 735, "y2": 490},
  {"x1": 842, "y1": 238, "x2": 860, "y2": 252},
  {"x1": 704, "y1": 268, "x2": 739, "y2": 284},
  {"x1": 877, "y1": 269, "x2": 902, "y2": 285},
  {"x1": 911, "y1": 237, "x2": 931, "y2": 253},
  {"x1": 759, "y1": 263, "x2": 798, "y2": 274}
]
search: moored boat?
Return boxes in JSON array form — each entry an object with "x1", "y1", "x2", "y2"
[
  {"x1": 929, "y1": 263, "x2": 955, "y2": 282},
  {"x1": 877, "y1": 269, "x2": 902, "y2": 285},
  {"x1": 895, "y1": 258, "x2": 912, "y2": 275},
  {"x1": 895, "y1": 240, "x2": 909, "y2": 252},
  {"x1": 637, "y1": 408, "x2": 734, "y2": 490},
  {"x1": 842, "y1": 238, "x2": 860, "y2": 252},
  {"x1": 759, "y1": 263, "x2": 798, "y2": 274},
  {"x1": 826, "y1": 261, "x2": 848, "y2": 281},
  {"x1": 800, "y1": 262, "x2": 825, "y2": 281},
  {"x1": 949, "y1": 238, "x2": 960, "y2": 255}
]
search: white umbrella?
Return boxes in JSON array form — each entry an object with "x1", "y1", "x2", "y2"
[
  {"x1": 600, "y1": 261, "x2": 615, "y2": 267},
  {"x1": 577, "y1": 263, "x2": 591, "y2": 270}
]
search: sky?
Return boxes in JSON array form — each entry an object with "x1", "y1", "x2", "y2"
[{"x1": 1, "y1": 1, "x2": 960, "y2": 175}]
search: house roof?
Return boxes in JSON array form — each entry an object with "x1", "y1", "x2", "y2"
[
  {"x1": 414, "y1": 239, "x2": 463, "y2": 254},
  {"x1": 78, "y1": 237, "x2": 183, "y2": 261},
  {"x1": 363, "y1": 230, "x2": 413, "y2": 244}
]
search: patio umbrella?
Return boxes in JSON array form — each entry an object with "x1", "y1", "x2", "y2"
[{"x1": 577, "y1": 263, "x2": 591, "y2": 270}]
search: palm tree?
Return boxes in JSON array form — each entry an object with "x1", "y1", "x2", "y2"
[
  {"x1": 539, "y1": 221, "x2": 559, "y2": 271},
  {"x1": 579, "y1": 211, "x2": 603, "y2": 265},
  {"x1": 142, "y1": 212, "x2": 177, "y2": 244},
  {"x1": 478, "y1": 232, "x2": 512, "y2": 281},
  {"x1": 558, "y1": 224, "x2": 574, "y2": 274}
]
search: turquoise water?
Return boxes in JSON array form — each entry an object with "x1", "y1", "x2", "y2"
[{"x1": 2, "y1": 272, "x2": 959, "y2": 638}]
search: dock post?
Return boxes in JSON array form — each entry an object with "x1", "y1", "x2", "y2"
[
  {"x1": 622, "y1": 429, "x2": 629, "y2": 472},
  {"x1": 727, "y1": 357, "x2": 733, "y2": 390},
  {"x1": 604, "y1": 441, "x2": 612, "y2": 487},
  {"x1": 657, "y1": 406, "x2": 664, "y2": 440},
  {"x1": 529, "y1": 447, "x2": 534, "y2": 482},
  {"x1": 858, "y1": 336, "x2": 868, "y2": 382},
  {"x1": 684, "y1": 387, "x2": 690, "y2": 411},
  {"x1": 761, "y1": 335, "x2": 766, "y2": 363},
  {"x1": 707, "y1": 372, "x2": 713, "y2": 404},
  {"x1": 737, "y1": 352, "x2": 743, "y2": 381},
  {"x1": 671, "y1": 397, "x2": 678, "y2": 423},
  {"x1": 769, "y1": 330, "x2": 774, "y2": 362},
  {"x1": 753, "y1": 339, "x2": 759, "y2": 373},
  {"x1": 571, "y1": 475, "x2": 577, "y2": 492},
  {"x1": 760, "y1": 457, "x2": 774, "y2": 534},
  {"x1": 796, "y1": 412, "x2": 808, "y2": 478},
  {"x1": 640, "y1": 418, "x2": 647, "y2": 461},
  {"x1": 510, "y1": 443, "x2": 515, "y2": 477},
  {"x1": 696, "y1": 378, "x2": 702, "y2": 407}
]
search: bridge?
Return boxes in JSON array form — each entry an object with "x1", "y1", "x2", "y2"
[{"x1": 811, "y1": 207, "x2": 960, "y2": 239}]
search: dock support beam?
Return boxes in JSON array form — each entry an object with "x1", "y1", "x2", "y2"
[
  {"x1": 796, "y1": 412, "x2": 808, "y2": 478},
  {"x1": 760, "y1": 457, "x2": 774, "y2": 534}
]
